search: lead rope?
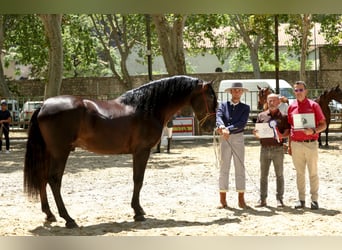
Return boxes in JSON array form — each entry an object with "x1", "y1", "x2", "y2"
[
  {"x1": 198, "y1": 87, "x2": 216, "y2": 127},
  {"x1": 198, "y1": 113, "x2": 216, "y2": 127},
  {"x1": 212, "y1": 129, "x2": 221, "y2": 169}
]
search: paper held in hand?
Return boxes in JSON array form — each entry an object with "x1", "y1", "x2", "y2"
[
  {"x1": 255, "y1": 123, "x2": 274, "y2": 138},
  {"x1": 293, "y1": 113, "x2": 315, "y2": 130}
]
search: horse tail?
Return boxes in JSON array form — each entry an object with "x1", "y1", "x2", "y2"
[{"x1": 24, "y1": 108, "x2": 49, "y2": 199}]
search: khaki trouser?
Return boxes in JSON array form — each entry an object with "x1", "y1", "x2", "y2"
[
  {"x1": 290, "y1": 140, "x2": 319, "y2": 202},
  {"x1": 219, "y1": 132, "x2": 246, "y2": 192}
]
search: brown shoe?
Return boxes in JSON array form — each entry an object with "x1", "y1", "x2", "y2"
[
  {"x1": 255, "y1": 199, "x2": 267, "y2": 208},
  {"x1": 238, "y1": 192, "x2": 247, "y2": 209},
  {"x1": 217, "y1": 192, "x2": 228, "y2": 209}
]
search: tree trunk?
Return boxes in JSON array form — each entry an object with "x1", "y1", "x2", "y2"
[
  {"x1": 299, "y1": 14, "x2": 312, "y2": 82},
  {"x1": 90, "y1": 14, "x2": 133, "y2": 90},
  {"x1": 0, "y1": 15, "x2": 11, "y2": 97},
  {"x1": 152, "y1": 14, "x2": 187, "y2": 75},
  {"x1": 39, "y1": 14, "x2": 63, "y2": 99},
  {"x1": 250, "y1": 45, "x2": 261, "y2": 79},
  {"x1": 231, "y1": 15, "x2": 261, "y2": 79}
]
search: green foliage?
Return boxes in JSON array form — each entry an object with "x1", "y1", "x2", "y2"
[
  {"x1": 314, "y1": 14, "x2": 342, "y2": 61},
  {"x1": 62, "y1": 15, "x2": 99, "y2": 77},
  {"x1": 89, "y1": 14, "x2": 147, "y2": 80},
  {"x1": 3, "y1": 14, "x2": 107, "y2": 78},
  {"x1": 3, "y1": 14, "x2": 47, "y2": 78},
  {"x1": 184, "y1": 14, "x2": 234, "y2": 64},
  {"x1": 228, "y1": 49, "x2": 312, "y2": 72},
  {"x1": 1, "y1": 14, "x2": 341, "y2": 81}
]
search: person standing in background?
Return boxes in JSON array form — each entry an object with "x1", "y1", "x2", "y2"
[
  {"x1": 154, "y1": 117, "x2": 174, "y2": 154},
  {"x1": 0, "y1": 100, "x2": 12, "y2": 153}
]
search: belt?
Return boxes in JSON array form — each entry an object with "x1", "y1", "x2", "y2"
[
  {"x1": 261, "y1": 145, "x2": 283, "y2": 148},
  {"x1": 293, "y1": 139, "x2": 317, "y2": 143}
]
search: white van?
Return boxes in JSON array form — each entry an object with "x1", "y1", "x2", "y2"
[{"x1": 218, "y1": 79, "x2": 295, "y2": 122}]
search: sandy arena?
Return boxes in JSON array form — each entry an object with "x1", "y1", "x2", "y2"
[{"x1": 0, "y1": 135, "x2": 341, "y2": 236}]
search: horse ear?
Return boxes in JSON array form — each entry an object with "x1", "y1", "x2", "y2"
[
  {"x1": 201, "y1": 79, "x2": 214, "y2": 88},
  {"x1": 257, "y1": 85, "x2": 261, "y2": 90}
]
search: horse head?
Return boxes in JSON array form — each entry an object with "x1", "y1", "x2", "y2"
[
  {"x1": 257, "y1": 85, "x2": 272, "y2": 110},
  {"x1": 191, "y1": 80, "x2": 217, "y2": 132},
  {"x1": 331, "y1": 85, "x2": 342, "y2": 103}
]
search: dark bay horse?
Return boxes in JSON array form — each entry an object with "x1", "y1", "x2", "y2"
[
  {"x1": 314, "y1": 85, "x2": 342, "y2": 147},
  {"x1": 257, "y1": 85, "x2": 289, "y2": 111},
  {"x1": 24, "y1": 75, "x2": 217, "y2": 228}
]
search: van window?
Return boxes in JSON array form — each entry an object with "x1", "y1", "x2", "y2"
[{"x1": 279, "y1": 88, "x2": 295, "y2": 99}]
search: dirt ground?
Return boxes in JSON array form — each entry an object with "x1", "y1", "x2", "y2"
[{"x1": 0, "y1": 134, "x2": 341, "y2": 236}]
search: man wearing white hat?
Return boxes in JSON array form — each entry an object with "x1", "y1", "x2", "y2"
[{"x1": 216, "y1": 82, "x2": 250, "y2": 209}]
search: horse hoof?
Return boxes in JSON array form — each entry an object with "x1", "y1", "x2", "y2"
[
  {"x1": 66, "y1": 220, "x2": 79, "y2": 229},
  {"x1": 46, "y1": 215, "x2": 57, "y2": 223},
  {"x1": 134, "y1": 214, "x2": 146, "y2": 222}
]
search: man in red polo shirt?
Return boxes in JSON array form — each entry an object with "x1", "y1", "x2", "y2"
[{"x1": 287, "y1": 81, "x2": 326, "y2": 210}]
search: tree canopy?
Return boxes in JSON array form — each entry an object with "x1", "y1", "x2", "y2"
[{"x1": 0, "y1": 14, "x2": 341, "y2": 97}]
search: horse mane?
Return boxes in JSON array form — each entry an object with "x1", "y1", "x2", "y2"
[{"x1": 119, "y1": 75, "x2": 201, "y2": 113}]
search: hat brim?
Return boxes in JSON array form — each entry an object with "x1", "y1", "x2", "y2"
[{"x1": 224, "y1": 87, "x2": 249, "y2": 92}]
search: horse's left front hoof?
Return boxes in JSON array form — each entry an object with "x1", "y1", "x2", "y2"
[{"x1": 134, "y1": 214, "x2": 146, "y2": 222}]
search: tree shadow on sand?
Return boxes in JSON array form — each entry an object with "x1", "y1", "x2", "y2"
[{"x1": 29, "y1": 217, "x2": 241, "y2": 236}]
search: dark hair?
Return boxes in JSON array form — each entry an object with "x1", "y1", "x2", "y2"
[
  {"x1": 294, "y1": 81, "x2": 307, "y2": 89},
  {"x1": 215, "y1": 67, "x2": 223, "y2": 72}
]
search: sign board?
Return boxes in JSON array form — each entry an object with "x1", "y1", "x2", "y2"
[{"x1": 172, "y1": 117, "x2": 194, "y2": 136}]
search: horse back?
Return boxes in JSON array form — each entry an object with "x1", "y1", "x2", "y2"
[{"x1": 37, "y1": 95, "x2": 163, "y2": 155}]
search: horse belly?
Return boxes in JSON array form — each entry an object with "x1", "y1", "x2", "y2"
[{"x1": 74, "y1": 135, "x2": 131, "y2": 155}]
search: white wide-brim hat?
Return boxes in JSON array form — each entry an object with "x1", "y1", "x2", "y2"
[{"x1": 224, "y1": 82, "x2": 249, "y2": 92}]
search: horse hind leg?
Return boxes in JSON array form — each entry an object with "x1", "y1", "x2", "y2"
[
  {"x1": 40, "y1": 180, "x2": 57, "y2": 224},
  {"x1": 48, "y1": 155, "x2": 78, "y2": 228}
]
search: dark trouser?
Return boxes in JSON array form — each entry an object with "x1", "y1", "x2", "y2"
[
  {"x1": 0, "y1": 125, "x2": 10, "y2": 151},
  {"x1": 259, "y1": 146, "x2": 284, "y2": 200}
]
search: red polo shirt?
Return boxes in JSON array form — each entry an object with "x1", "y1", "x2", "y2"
[{"x1": 288, "y1": 98, "x2": 325, "y2": 141}]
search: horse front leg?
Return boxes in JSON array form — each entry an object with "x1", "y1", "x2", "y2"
[
  {"x1": 131, "y1": 149, "x2": 150, "y2": 221},
  {"x1": 325, "y1": 127, "x2": 329, "y2": 147}
]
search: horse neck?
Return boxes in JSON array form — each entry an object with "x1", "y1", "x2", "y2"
[
  {"x1": 157, "y1": 100, "x2": 188, "y2": 124},
  {"x1": 319, "y1": 93, "x2": 335, "y2": 106}
]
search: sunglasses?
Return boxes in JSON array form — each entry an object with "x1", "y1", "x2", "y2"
[{"x1": 294, "y1": 89, "x2": 305, "y2": 93}]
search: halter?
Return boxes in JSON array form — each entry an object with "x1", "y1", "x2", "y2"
[{"x1": 198, "y1": 86, "x2": 216, "y2": 127}]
